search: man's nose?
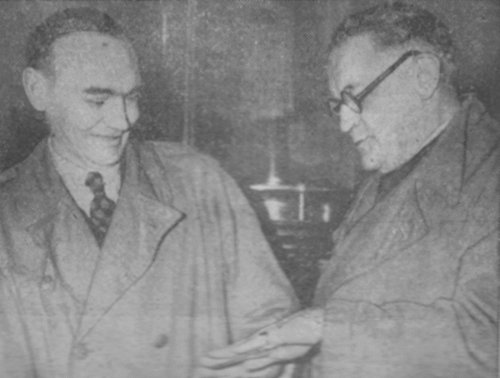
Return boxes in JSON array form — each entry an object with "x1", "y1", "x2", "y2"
[
  {"x1": 339, "y1": 106, "x2": 360, "y2": 134},
  {"x1": 106, "y1": 96, "x2": 137, "y2": 131}
]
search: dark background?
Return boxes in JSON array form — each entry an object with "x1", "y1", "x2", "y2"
[{"x1": 0, "y1": 0, "x2": 499, "y2": 303}]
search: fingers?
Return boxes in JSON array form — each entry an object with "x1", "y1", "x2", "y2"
[
  {"x1": 207, "y1": 332, "x2": 270, "y2": 360},
  {"x1": 194, "y1": 362, "x2": 283, "y2": 378},
  {"x1": 201, "y1": 332, "x2": 273, "y2": 370},
  {"x1": 199, "y1": 309, "x2": 323, "y2": 376},
  {"x1": 269, "y1": 345, "x2": 312, "y2": 361},
  {"x1": 243, "y1": 345, "x2": 312, "y2": 371},
  {"x1": 232, "y1": 332, "x2": 271, "y2": 354},
  {"x1": 199, "y1": 350, "x2": 271, "y2": 370},
  {"x1": 201, "y1": 333, "x2": 313, "y2": 371},
  {"x1": 194, "y1": 363, "x2": 248, "y2": 378},
  {"x1": 268, "y1": 309, "x2": 323, "y2": 345},
  {"x1": 207, "y1": 308, "x2": 323, "y2": 360}
]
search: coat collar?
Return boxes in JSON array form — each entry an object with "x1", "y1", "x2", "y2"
[
  {"x1": 412, "y1": 96, "x2": 499, "y2": 213},
  {"x1": 17, "y1": 139, "x2": 183, "y2": 245},
  {"x1": 12, "y1": 140, "x2": 184, "y2": 337},
  {"x1": 79, "y1": 142, "x2": 185, "y2": 337},
  {"x1": 316, "y1": 97, "x2": 499, "y2": 302},
  {"x1": 345, "y1": 96, "x2": 495, "y2": 230}
]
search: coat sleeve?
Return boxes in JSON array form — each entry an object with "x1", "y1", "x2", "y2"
[
  {"x1": 0, "y1": 268, "x2": 37, "y2": 378},
  {"x1": 317, "y1": 228, "x2": 498, "y2": 378},
  {"x1": 195, "y1": 156, "x2": 300, "y2": 342},
  {"x1": 315, "y1": 109, "x2": 500, "y2": 378}
]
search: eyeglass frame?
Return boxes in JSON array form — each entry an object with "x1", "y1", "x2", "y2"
[{"x1": 327, "y1": 49, "x2": 422, "y2": 116}]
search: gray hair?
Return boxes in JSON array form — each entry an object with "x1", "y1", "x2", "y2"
[{"x1": 330, "y1": 2, "x2": 457, "y2": 88}]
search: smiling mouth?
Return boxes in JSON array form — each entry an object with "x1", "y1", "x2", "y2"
[
  {"x1": 353, "y1": 133, "x2": 373, "y2": 147},
  {"x1": 353, "y1": 139, "x2": 364, "y2": 147},
  {"x1": 93, "y1": 134, "x2": 124, "y2": 140}
]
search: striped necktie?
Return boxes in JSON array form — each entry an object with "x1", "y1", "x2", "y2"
[{"x1": 85, "y1": 171, "x2": 116, "y2": 247}]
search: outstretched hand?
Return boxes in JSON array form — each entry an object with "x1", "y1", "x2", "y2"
[{"x1": 197, "y1": 308, "x2": 324, "y2": 377}]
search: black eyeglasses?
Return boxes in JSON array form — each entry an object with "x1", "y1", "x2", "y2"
[{"x1": 327, "y1": 50, "x2": 422, "y2": 116}]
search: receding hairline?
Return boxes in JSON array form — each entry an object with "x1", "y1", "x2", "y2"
[
  {"x1": 326, "y1": 33, "x2": 395, "y2": 92},
  {"x1": 25, "y1": 7, "x2": 129, "y2": 73},
  {"x1": 39, "y1": 31, "x2": 137, "y2": 77},
  {"x1": 326, "y1": 2, "x2": 457, "y2": 88}
]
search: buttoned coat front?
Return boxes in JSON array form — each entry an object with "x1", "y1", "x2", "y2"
[
  {"x1": 0, "y1": 140, "x2": 298, "y2": 378},
  {"x1": 312, "y1": 98, "x2": 500, "y2": 378}
]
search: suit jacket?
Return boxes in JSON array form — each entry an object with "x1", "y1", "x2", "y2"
[
  {"x1": 312, "y1": 98, "x2": 500, "y2": 378},
  {"x1": 0, "y1": 139, "x2": 298, "y2": 378}
]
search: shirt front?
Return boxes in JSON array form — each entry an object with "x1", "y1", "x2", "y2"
[{"x1": 48, "y1": 137, "x2": 121, "y2": 216}]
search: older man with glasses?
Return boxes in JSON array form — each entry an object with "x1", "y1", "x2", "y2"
[{"x1": 200, "y1": 2, "x2": 500, "y2": 378}]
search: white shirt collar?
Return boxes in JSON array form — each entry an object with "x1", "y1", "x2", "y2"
[{"x1": 48, "y1": 137, "x2": 121, "y2": 216}]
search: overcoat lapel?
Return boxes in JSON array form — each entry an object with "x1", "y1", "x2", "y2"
[
  {"x1": 317, "y1": 177, "x2": 430, "y2": 301},
  {"x1": 29, "y1": 199, "x2": 102, "y2": 306},
  {"x1": 338, "y1": 175, "x2": 379, "y2": 237},
  {"x1": 79, "y1": 145, "x2": 184, "y2": 337},
  {"x1": 21, "y1": 142, "x2": 101, "y2": 306},
  {"x1": 317, "y1": 107, "x2": 472, "y2": 302},
  {"x1": 16, "y1": 141, "x2": 184, "y2": 339}
]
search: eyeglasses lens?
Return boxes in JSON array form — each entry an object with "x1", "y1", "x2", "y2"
[
  {"x1": 327, "y1": 98, "x2": 341, "y2": 117},
  {"x1": 341, "y1": 91, "x2": 361, "y2": 114}
]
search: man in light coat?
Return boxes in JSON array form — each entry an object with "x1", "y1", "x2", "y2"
[
  {"x1": 0, "y1": 7, "x2": 298, "y2": 378},
  {"x1": 201, "y1": 2, "x2": 500, "y2": 377}
]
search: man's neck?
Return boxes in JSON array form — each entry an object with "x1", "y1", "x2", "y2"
[
  {"x1": 412, "y1": 94, "x2": 460, "y2": 159},
  {"x1": 49, "y1": 136, "x2": 121, "y2": 176},
  {"x1": 382, "y1": 94, "x2": 460, "y2": 174},
  {"x1": 48, "y1": 137, "x2": 122, "y2": 213}
]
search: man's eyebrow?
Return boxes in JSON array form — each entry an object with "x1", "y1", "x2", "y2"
[
  {"x1": 84, "y1": 87, "x2": 116, "y2": 96},
  {"x1": 83, "y1": 85, "x2": 143, "y2": 96},
  {"x1": 127, "y1": 85, "x2": 143, "y2": 96},
  {"x1": 342, "y1": 84, "x2": 356, "y2": 92},
  {"x1": 336, "y1": 83, "x2": 359, "y2": 96}
]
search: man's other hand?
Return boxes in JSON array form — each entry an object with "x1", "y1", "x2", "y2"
[{"x1": 197, "y1": 308, "x2": 323, "y2": 376}]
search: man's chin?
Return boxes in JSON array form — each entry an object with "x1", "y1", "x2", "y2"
[
  {"x1": 360, "y1": 158, "x2": 382, "y2": 172},
  {"x1": 88, "y1": 152, "x2": 124, "y2": 168}
]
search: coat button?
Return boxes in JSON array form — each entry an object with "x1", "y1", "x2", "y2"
[
  {"x1": 153, "y1": 334, "x2": 169, "y2": 349},
  {"x1": 73, "y1": 342, "x2": 90, "y2": 360},
  {"x1": 40, "y1": 275, "x2": 55, "y2": 290}
]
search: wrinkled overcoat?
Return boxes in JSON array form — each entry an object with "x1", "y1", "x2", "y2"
[
  {"x1": 312, "y1": 98, "x2": 500, "y2": 378},
  {"x1": 0, "y1": 140, "x2": 298, "y2": 378}
]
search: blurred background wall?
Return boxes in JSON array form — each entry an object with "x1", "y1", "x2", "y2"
[{"x1": 0, "y1": 0, "x2": 498, "y2": 304}]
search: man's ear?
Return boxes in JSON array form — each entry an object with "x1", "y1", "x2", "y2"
[
  {"x1": 413, "y1": 53, "x2": 441, "y2": 100},
  {"x1": 22, "y1": 67, "x2": 51, "y2": 111}
]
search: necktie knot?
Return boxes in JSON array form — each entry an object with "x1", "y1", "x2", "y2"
[
  {"x1": 84, "y1": 171, "x2": 116, "y2": 247},
  {"x1": 85, "y1": 171, "x2": 106, "y2": 197}
]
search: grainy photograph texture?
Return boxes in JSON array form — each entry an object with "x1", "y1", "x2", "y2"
[{"x1": 0, "y1": 1, "x2": 498, "y2": 377}]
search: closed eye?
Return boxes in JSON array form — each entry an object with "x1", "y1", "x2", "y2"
[
  {"x1": 85, "y1": 95, "x2": 110, "y2": 107},
  {"x1": 126, "y1": 90, "x2": 142, "y2": 103},
  {"x1": 87, "y1": 99, "x2": 105, "y2": 107},
  {"x1": 342, "y1": 84, "x2": 356, "y2": 95}
]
